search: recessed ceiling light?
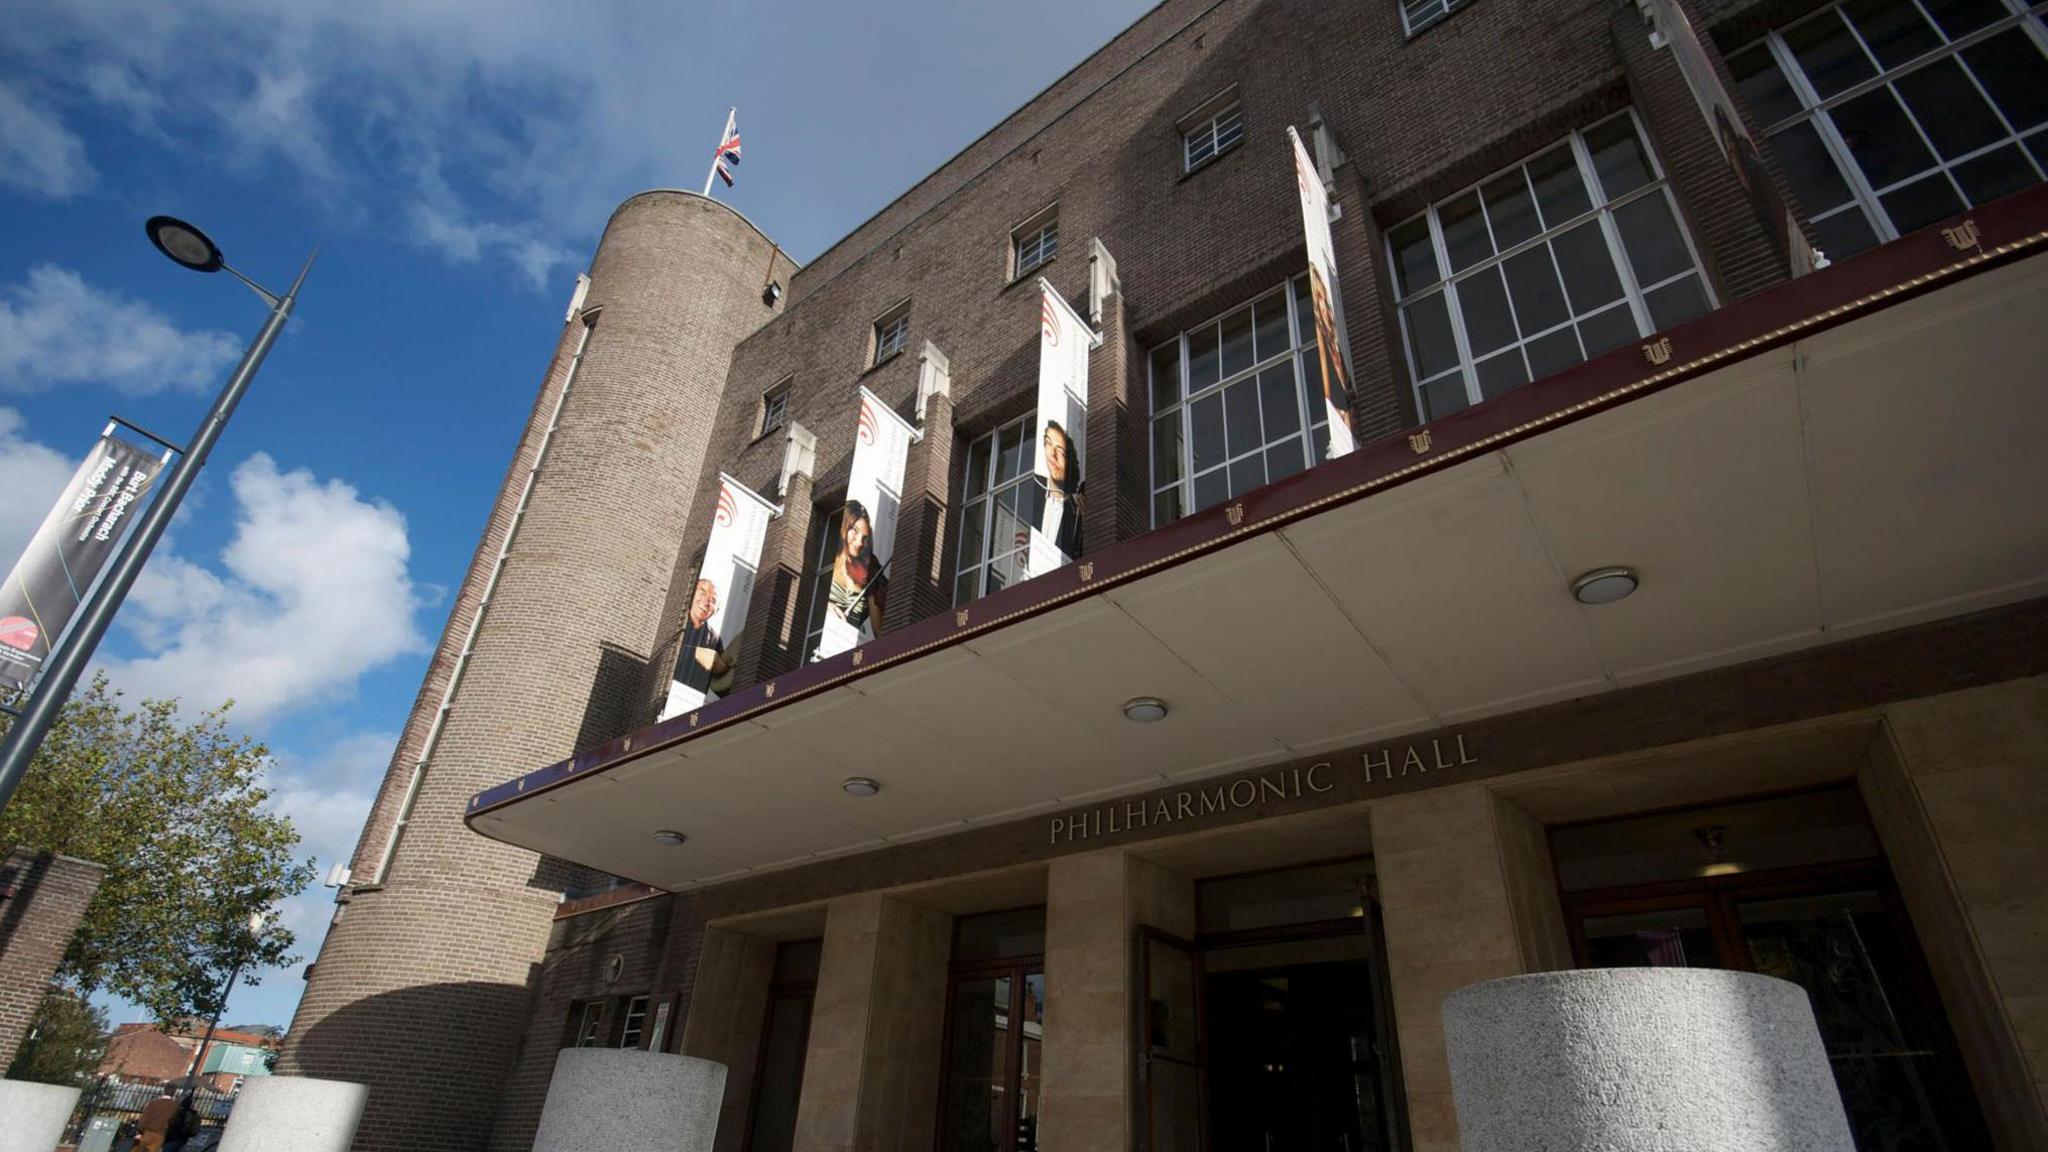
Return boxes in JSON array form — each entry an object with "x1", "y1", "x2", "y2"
[
  {"x1": 1571, "y1": 566, "x2": 1639, "y2": 605},
  {"x1": 651, "y1": 830, "x2": 687, "y2": 846},
  {"x1": 843, "y1": 777, "x2": 881, "y2": 798},
  {"x1": 1122, "y1": 697, "x2": 1169, "y2": 723}
]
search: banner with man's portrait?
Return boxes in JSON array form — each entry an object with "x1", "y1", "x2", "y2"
[
  {"x1": 0, "y1": 427, "x2": 165, "y2": 692},
  {"x1": 812, "y1": 387, "x2": 916, "y2": 661},
  {"x1": 1024, "y1": 279, "x2": 1093, "y2": 577},
  {"x1": 660, "y1": 473, "x2": 775, "y2": 721},
  {"x1": 1288, "y1": 125, "x2": 1358, "y2": 460}
]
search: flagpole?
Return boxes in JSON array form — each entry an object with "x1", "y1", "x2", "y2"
[{"x1": 703, "y1": 107, "x2": 735, "y2": 198}]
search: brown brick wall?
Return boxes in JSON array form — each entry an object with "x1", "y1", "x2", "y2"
[
  {"x1": 0, "y1": 849, "x2": 103, "y2": 1068},
  {"x1": 283, "y1": 193, "x2": 789, "y2": 1152}
]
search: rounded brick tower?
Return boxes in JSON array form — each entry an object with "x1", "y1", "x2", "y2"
[{"x1": 281, "y1": 192, "x2": 793, "y2": 1152}]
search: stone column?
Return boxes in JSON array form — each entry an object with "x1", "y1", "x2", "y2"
[
  {"x1": 218, "y1": 1077, "x2": 370, "y2": 1152},
  {"x1": 791, "y1": 894, "x2": 952, "y2": 1152},
  {"x1": 0, "y1": 1081, "x2": 78, "y2": 1152},
  {"x1": 1864, "y1": 675, "x2": 2048, "y2": 1150},
  {"x1": 531, "y1": 1050, "x2": 725, "y2": 1152},
  {"x1": 1370, "y1": 786, "x2": 1564, "y2": 1152},
  {"x1": 893, "y1": 343, "x2": 956, "y2": 629},
  {"x1": 679, "y1": 928, "x2": 778, "y2": 1152},
  {"x1": 1037, "y1": 849, "x2": 1196, "y2": 1152}
]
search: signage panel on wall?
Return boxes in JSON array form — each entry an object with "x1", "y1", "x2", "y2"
[
  {"x1": 1025, "y1": 279, "x2": 1093, "y2": 577},
  {"x1": 1288, "y1": 125, "x2": 1359, "y2": 459},
  {"x1": 0, "y1": 427, "x2": 165, "y2": 692},
  {"x1": 661, "y1": 473, "x2": 776, "y2": 721},
  {"x1": 812, "y1": 388, "x2": 916, "y2": 661}
]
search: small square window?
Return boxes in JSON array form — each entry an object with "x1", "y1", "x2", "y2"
[
  {"x1": 871, "y1": 304, "x2": 911, "y2": 366},
  {"x1": 1012, "y1": 210, "x2": 1058, "y2": 279},
  {"x1": 760, "y1": 380, "x2": 791, "y2": 437},
  {"x1": 1403, "y1": 0, "x2": 1474, "y2": 37},
  {"x1": 1182, "y1": 95, "x2": 1245, "y2": 173}
]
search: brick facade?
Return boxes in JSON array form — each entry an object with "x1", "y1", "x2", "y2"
[
  {"x1": 0, "y1": 849, "x2": 103, "y2": 1068},
  {"x1": 294, "y1": 0, "x2": 1983, "y2": 1144}
]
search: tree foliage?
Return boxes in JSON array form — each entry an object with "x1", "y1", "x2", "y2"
[
  {"x1": 4, "y1": 989, "x2": 108, "y2": 1085},
  {"x1": 0, "y1": 675, "x2": 315, "y2": 1024}
]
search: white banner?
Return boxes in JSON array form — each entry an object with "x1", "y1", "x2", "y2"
[
  {"x1": 813, "y1": 387, "x2": 916, "y2": 661},
  {"x1": 661, "y1": 473, "x2": 776, "y2": 720},
  {"x1": 1289, "y1": 126, "x2": 1358, "y2": 459},
  {"x1": 1026, "y1": 279, "x2": 1092, "y2": 576}
]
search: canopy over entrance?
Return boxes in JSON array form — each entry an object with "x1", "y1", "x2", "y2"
[{"x1": 468, "y1": 189, "x2": 2048, "y2": 892}]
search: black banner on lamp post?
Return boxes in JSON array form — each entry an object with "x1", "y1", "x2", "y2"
[{"x1": 0, "y1": 428, "x2": 165, "y2": 692}]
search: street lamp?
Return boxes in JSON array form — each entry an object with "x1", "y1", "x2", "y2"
[
  {"x1": 183, "y1": 909, "x2": 269, "y2": 1099},
  {"x1": 0, "y1": 219, "x2": 311, "y2": 818}
]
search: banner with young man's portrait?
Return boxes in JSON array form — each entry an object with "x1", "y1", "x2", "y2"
[
  {"x1": 812, "y1": 387, "x2": 915, "y2": 662},
  {"x1": 1288, "y1": 125, "x2": 1358, "y2": 460},
  {"x1": 660, "y1": 473, "x2": 775, "y2": 721},
  {"x1": 1024, "y1": 279, "x2": 1092, "y2": 577}
]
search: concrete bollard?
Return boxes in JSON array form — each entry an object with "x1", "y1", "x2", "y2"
[
  {"x1": 217, "y1": 1076, "x2": 368, "y2": 1152},
  {"x1": 1443, "y1": 969, "x2": 1854, "y2": 1152},
  {"x1": 0, "y1": 1080, "x2": 80, "y2": 1152},
  {"x1": 531, "y1": 1049, "x2": 726, "y2": 1152}
]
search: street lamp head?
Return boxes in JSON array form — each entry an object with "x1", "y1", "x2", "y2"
[{"x1": 146, "y1": 215, "x2": 224, "y2": 273}]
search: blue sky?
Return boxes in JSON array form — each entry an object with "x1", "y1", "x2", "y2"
[{"x1": 0, "y1": 0, "x2": 1154, "y2": 1029}]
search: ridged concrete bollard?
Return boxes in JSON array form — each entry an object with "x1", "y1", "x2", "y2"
[
  {"x1": 218, "y1": 1076, "x2": 367, "y2": 1152},
  {"x1": 532, "y1": 1049, "x2": 726, "y2": 1152},
  {"x1": 1444, "y1": 970, "x2": 1854, "y2": 1152},
  {"x1": 0, "y1": 1080, "x2": 79, "y2": 1152}
]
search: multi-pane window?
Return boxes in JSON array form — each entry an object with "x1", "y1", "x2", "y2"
[
  {"x1": 802, "y1": 507, "x2": 841, "y2": 659},
  {"x1": 1387, "y1": 111, "x2": 1712, "y2": 422},
  {"x1": 571, "y1": 1001, "x2": 604, "y2": 1048},
  {"x1": 954, "y1": 415, "x2": 1038, "y2": 604},
  {"x1": 1148, "y1": 275, "x2": 1332, "y2": 525},
  {"x1": 617, "y1": 995, "x2": 649, "y2": 1049},
  {"x1": 937, "y1": 908, "x2": 1047, "y2": 1152},
  {"x1": 1183, "y1": 101, "x2": 1245, "y2": 172},
  {"x1": 1726, "y1": 0, "x2": 2047, "y2": 261},
  {"x1": 760, "y1": 380, "x2": 791, "y2": 438},
  {"x1": 873, "y1": 305, "x2": 911, "y2": 366},
  {"x1": 1403, "y1": 0, "x2": 1473, "y2": 37},
  {"x1": 1013, "y1": 212, "x2": 1058, "y2": 278}
]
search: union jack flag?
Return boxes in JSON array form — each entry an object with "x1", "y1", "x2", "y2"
[{"x1": 713, "y1": 117, "x2": 742, "y2": 187}]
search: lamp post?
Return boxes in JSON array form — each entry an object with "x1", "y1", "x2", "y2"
[
  {"x1": 183, "y1": 909, "x2": 269, "y2": 1101},
  {"x1": 0, "y1": 218, "x2": 312, "y2": 817}
]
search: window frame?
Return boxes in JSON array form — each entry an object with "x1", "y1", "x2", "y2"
[
  {"x1": 801, "y1": 506, "x2": 841, "y2": 661},
  {"x1": 1728, "y1": 0, "x2": 2048, "y2": 254},
  {"x1": 1145, "y1": 274, "x2": 1331, "y2": 527},
  {"x1": 871, "y1": 301, "x2": 912, "y2": 367},
  {"x1": 759, "y1": 378, "x2": 792, "y2": 439},
  {"x1": 934, "y1": 909, "x2": 1047, "y2": 1152},
  {"x1": 953, "y1": 414, "x2": 1043, "y2": 605},
  {"x1": 1402, "y1": 0, "x2": 1474, "y2": 38},
  {"x1": 1180, "y1": 91, "x2": 1246, "y2": 174},
  {"x1": 568, "y1": 1000, "x2": 605, "y2": 1049},
  {"x1": 1011, "y1": 205, "x2": 1060, "y2": 281},
  {"x1": 617, "y1": 994, "x2": 651, "y2": 1050},
  {"x1": 1385, "y1": 108, "x2": 1717, "y2": 421}
]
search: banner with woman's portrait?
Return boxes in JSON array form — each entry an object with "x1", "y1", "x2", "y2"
[
  {"x1": 1289, "y1": 125, "x2": 1358, "y2": 460},
  {"x1": 812, "y1": 387, "x2": 916, "y2": 661},
  {"x1": 660, "y1": 473, "x2": 775, "y2": 721},
  {"x1": 1025, "y1": 279, "x2": 1093, "y2": 576}
]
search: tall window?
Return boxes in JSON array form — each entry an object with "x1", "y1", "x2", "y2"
[
  {"x1": 1402, "y1": 0, "x2": 1473, "y2": 37},
  {"x1": 937, "y1": 908, "x2": 1047, "y2": 1152},
  {"x1": 745, "y1": 940, "x2": 820, "y2": 1152},
  {"x1": 954, "y1": 416, "x2": 1037, "y2": 604},
  {"x1": 873, "y1": 303, "x2": 911, "y2": 366},
  {"x1": 1183, "y1": 99, "x2": 1245, "y2": 172},
  {"x1": 569, "y1": 1001, "x2": 604, "y2": 1048},
  {"x1": 617, "y1": 994, "x2": 650, "y2": 1049},
  {"x1": 1387, "y1": 110, "x2": 1712, "y2": 422},
  {"x1": 760, "y1": 379, "x2": 791, "y2": 438},
  {"x1": 801, "y1": 507, "x2": 841, "y2": 660},
  {"x1": 1726, "y1": 0, "x2": 2047, "y2": 260},
  {"x1": 1012, "y1": 210, "x2": 1058, "y2": 279},
  {"x1": 1148, "y1": 275, "x2": 1332, "y2": 525}
]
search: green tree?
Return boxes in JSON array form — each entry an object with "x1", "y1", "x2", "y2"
[
  {"x1": 0, "y1": 675, "x2": 316, "y2": 1025},
  {"x1": 5, "y1": 989, "x2": 108, "y2": 1085}
]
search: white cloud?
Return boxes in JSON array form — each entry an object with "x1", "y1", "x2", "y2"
[
  {"x1": 0, "y1": 79, "x2": 95, "y2": 197},
  {"x1": 100, "y1": 453, "x2": 426, "y2": 724},
  {"x1": 0, "y1": 265, "x2": 242, "y2": 395},
  {"x1": 0, "y1": 408, "x2": 79, "y2": 563}
]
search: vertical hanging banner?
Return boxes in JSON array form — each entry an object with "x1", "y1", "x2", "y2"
[
  {"x1": 660, "y1": 473, "x2": 776, "y2": 721},
  {"x1": 0, "y1": 427, "x2": 164, "y2": 692},
  {"x1": 1026, "y1": 279, "x2": 1093, "y2": 577},
  {"x1": 1642, "y1": 0, "x2": 1816, "y2": 275},
  {"x1": 1288, "y1": 125, "x2": 1358, "y2": 460},
  {"x1": 813, "y1": 388, "x2": 916, "y2": 661}
]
